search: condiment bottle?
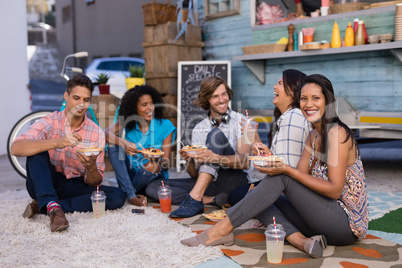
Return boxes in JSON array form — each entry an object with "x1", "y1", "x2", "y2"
[
  {"x1": 288, "y1": 24, "x2": 295, "y2": 51},
  {"x1": 298, "y1": 30, "x2": 303, "y2": 50},
  {"x1": 344, "y1": 22, "x2": 354, "y2": 47},
  {"x1": 361, "y1": 20, "x2": 368, "y2": 44},
  {"x1": 353, "y1": 18, "x2": 359, "y2": 34},
  {"x1": 355, "y1": 20, "x2": 365, "y2": 46},
  {"x1": 331, "y1": 22, "x2": 341, "y2": 48},
  {"x1": 294, "y1": 32, "x2": 298, "y2": 51}
]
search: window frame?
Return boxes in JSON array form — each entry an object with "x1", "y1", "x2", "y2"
[{"x1": 203, "y1": 0, "x2": 241, "y2": 20}]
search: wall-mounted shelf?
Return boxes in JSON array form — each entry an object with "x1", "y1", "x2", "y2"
[{"x1": 233, "y1": 41, "x2": 402, "y2": 84}]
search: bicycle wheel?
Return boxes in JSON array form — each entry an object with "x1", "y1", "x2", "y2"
[{"x1": 7, "y1": 110, "x2": 52, "y2": 178}]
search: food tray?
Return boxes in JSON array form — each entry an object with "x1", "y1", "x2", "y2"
[{"x1": 242, "y1": 44, "x2": 287, "y2": 55}]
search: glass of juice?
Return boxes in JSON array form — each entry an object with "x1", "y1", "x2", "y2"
[
  {"x1": 157, "y1": 185, "x2": 172, "y2": 213},
  {"x1": 91, "y1": 190, "x2": 106, "y2": 218},
  {"x1": 265, "y1": 229, "x2": 286, "y2": 264}
]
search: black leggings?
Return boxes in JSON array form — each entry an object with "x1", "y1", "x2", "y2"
[{"x1": 226, "y1": 174, "x2": 358, "y2": 246}]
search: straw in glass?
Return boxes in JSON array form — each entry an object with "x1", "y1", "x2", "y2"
[{"x1": 273, "y1": 216, "x2": 279, "y2": 243}]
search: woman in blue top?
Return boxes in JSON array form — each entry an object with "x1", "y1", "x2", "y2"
[{"x1": 106, "y1": 85, "x2": 176, "y2": 207}]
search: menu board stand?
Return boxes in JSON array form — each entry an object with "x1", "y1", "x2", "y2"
[{"x1": 176, "y1": 61, "x2": 231, "y2": 172}]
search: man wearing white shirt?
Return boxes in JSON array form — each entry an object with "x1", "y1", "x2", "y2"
[{"x1": 146, "y1": 76, "x2": 252, "y2": 218}]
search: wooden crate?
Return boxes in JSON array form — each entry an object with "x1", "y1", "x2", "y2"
[
  {"x1": 144, "y1": 44, "x2": 203, "y2": 75},
  {"x1": 96, "y1": 115, "x2": 117, "y2": 130},
  {"x1": 145, "y1": 76, "x2": 178, "y2": 95},
  {"x1": 91, "y1": 95, "x2": 119, "y2": 118},
  {"x1": 143, "y1": 22, "x2": 202, "y2": 45},
  {"x1": 161, "y1": 94, "x2": 178, "y2": 118},
  {"x1": 143, "y1": 22, "x2": 203, "y2": 76}
]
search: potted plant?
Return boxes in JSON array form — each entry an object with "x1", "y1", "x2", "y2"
[
  {"x1": 125, "y1": 65, "x2": 145, "y2": 90},
  {"x1": 95, "y1": 73, "x2": 112, "y2": 94}
]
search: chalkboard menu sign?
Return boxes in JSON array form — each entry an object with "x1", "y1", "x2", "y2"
[{"x1": 176, "y1": 61, "x2": 231, "y2": 170}]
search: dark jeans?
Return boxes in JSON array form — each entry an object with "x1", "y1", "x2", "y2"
[
  {"x1": 146, "y1": 128, "x2": 248, "y2": 204},
  {"x1": 26, "y1": 151, "x2": 125, "y2": 214},
  {"x1": 226, "y1": 174, "x2": 358, "y2": 246}
]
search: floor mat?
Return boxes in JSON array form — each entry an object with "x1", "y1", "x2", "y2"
[{"x1": 152, "y1": 192, "x2": 402, "y2": 268}]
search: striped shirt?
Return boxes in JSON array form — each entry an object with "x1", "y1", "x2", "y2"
[
  {"x1": 13, "y1": 111, "x2": 105, "y2": 180},
  {"x1": 271, "y1": 108, "x2": 311, "y2": 168}
]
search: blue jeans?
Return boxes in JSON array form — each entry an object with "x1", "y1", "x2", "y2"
[
  {"x1": 26, "y1": 151, "x2": 125, "y2": 214},
  {"x1": 146, "y1": 128, "x2": 248, "y2": 204},
  {"x1": 108, "y1": 144, "x2": 164, "y2": 201}
]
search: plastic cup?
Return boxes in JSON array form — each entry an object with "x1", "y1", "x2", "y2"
[
  {"x1": 267, "y1": 223, "x2": 285, "y2": 232},
  {"x1": 265, "y1": 229, "x2": 286, "y2": 264},
  {"x1": 303, "y1": 35, "x2": 314, "y2": 43},
  {"x1": 158, "y1": 186, "x2": 172, "y2": 213},
  {"x1": 320, "y1": 6, "x2": 329, "y2": 16},
  {"x1": 244, "y1": 117, "x2": 257, "y2": 144},
  {"x1": 91, "y1": 190, "x2": 106, "y2": 218}
]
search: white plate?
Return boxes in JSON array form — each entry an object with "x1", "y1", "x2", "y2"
[
  {"x1": 78, "y1": 149, "x2": 102, "y2": 156},
  {"x1": 252, "y1": 159, "x2": 270, "y2": 167}
]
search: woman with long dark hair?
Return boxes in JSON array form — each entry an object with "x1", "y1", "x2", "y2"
[
  {"x1": 105, "y1": 85, "x2": 176, "y2": 207},
  {"x1": 181, "y1": 74, "x2": 368, "y2": 259},
  {"x1": 228, "y1": 69, "x2": 311, "y2": 205}
]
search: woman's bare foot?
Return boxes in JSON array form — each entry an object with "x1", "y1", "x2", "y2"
[
  {"x1": 205, "y1": 217, "x2": 234, "y2": 244},
  {"x1": 129, "y1": 195, "x2": 147, "y2": 207}
]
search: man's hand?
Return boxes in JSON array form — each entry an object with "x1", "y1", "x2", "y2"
[
  {"x1": 77, "y1": 151, "x2": 98, "y2": 171},
  {"x1": 129, "y1": 195, "x2": 147, "y2": 207},
  {"x1": 123, "y1": 140, "x2": 141, "y2": 155},
  {"x1": 187, "y1": 149, "x2": 220, "y2": 164},
  {"x1": 179, "y1": 149, "x2": 191, "y2": 161},
  {"x1": 57, "y1": 133, "x2": 82, "y2": 149}
]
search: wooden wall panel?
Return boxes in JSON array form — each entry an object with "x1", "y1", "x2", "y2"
[{"x1": 198, "y1": 1, "x2": 402, "y2": 115}]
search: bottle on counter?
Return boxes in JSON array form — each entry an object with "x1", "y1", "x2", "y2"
[
  {"x1": 355, "y1": 20, "x2": 365, "y2": 46},
  {"x1": 299, "y1": 30, "x2": 304, "y2": 50},
  {"x1": 288, "y1": 24, "x2": 295, "y2": 51},
  {"x1": 361, "y1": 20, "x2": 368, "y2": 44},
  {"x1": 294, "y1": 32, "x2": 298, "y2": 51},
  {"x1": 331, "y1": 22, "x2": 341, "y2": 48},
  {"x1": 345, "y1": 22, "x2": 354, "y2": 47},
  {"x1": 353, "y1": 18, "x2": 359, "y2": 34}
]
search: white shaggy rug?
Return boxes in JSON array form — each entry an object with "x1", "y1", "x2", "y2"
[{"x1": 0, "y1": 190, "x2": 222, "y2": 268}]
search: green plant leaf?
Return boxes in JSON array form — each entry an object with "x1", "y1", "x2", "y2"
[
  {"x1": 95, "y1": 73, "x2": 112, "y2": 84},
  {"x1": 127, "y1": 65, "x2": 145, "y2": 78}
]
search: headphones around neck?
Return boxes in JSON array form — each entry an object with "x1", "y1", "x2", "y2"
[{"x1": 209, "y1": 111, "x2": 230, "y2": 127}]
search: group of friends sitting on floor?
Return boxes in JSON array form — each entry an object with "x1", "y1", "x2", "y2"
[{"x1": 11, "y1": 70, "x2": 368, "y2": 259}]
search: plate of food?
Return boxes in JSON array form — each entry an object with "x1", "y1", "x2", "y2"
[
  {"x1": 141, "y1": 147, "x2": 164, "y2": 158},
  {"x1": 181, "y1": 144, "x2": 208, "y2": 155},
  {"x1": 203, "y1": 210, "x2": 227, "y2": 222},
  {"x1": 249, "y1": 154, "x2": 283, "y2": 167},
  {"x1": 77, "y1": 147, "x2": 103, "y2": 156}
]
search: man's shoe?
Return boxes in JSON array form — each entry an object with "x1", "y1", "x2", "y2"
[
  {"x1": 22, "y1": 199, "x2": 40, "y2": 218},
  {"x1": 48, "y1": 207, "x2": 69, "y2": 232},
  {"x1": 169, "y1": 194, "x2": 204, "y2": 218}
]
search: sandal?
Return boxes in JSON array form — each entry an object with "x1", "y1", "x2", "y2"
[{"x1": 303, "y1": 235, "x2": 327, "y2": 258}]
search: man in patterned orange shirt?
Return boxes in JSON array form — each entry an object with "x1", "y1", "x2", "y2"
[{"x1": 11, "y1": 74, "x2": 125, "y2": 232}]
